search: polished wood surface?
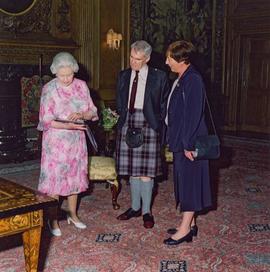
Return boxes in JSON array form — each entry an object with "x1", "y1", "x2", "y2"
[{"x1": 0, "y1": 178, "x2": 57, "y2": 272}]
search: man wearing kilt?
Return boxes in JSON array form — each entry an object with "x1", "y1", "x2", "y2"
[{"x1": 115, "y1": 40, "x2": 170, "y2": 228}]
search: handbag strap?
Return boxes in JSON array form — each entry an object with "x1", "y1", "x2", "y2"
[
  {"x1": 181, "y1": 84, "x2": 217, "y2": 135},
  {"x1": 204, "y1": 92, "x2": 217, "y2": 135}
]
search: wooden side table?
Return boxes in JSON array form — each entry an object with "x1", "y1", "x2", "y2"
[{"x1": 0, "y1": 178, "x2": 57, "y2": 272}]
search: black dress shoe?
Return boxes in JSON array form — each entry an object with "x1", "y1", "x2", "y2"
[
  {"x1": 143, "y1": 213, "x2": 154, "y2": 229},
  {"x1": 167, "y1": 225, "x2": 198, "y2": 236},
  {"x1": 117, "y1": 208, "x2": 141, "y2": 220},
  {"x1": 163, "y1": 230, "x2": 193, "y2": 245}
]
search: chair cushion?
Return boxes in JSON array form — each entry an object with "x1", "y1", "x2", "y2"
[{"x1": 89, "y1": 156, "x2": 117, "y2": 180}]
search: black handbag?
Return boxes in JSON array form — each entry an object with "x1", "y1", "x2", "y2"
[
  {"x1": 195, "y1": 135, "x2": 220, "y2": 160},
  {"x1": 194, "y1": 94, "x2": 220, "y2": 160},
  {"x1": 125, "y1": 127, "x2": 144, "y2": 148}
]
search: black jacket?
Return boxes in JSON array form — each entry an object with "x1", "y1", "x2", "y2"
[
  {"x1": 167, "y1": 65, "x2": 208, "y2": 152},
  {"x1": 116, "y1": 67, "x2": 170, "y2": 134}
]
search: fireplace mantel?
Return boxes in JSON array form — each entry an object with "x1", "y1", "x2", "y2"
[{"x1": 0, "y1": 38, "x2": 78, "y2": 65}]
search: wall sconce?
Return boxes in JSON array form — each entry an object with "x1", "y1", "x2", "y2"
[{"x1": 106, "y1": 29, "x2": 122, "y2": 50}]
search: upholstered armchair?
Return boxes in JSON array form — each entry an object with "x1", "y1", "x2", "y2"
[
  {"x1": 21, "y1": 75, "x2": 52, "y2": 155},
  {"x1": 21, "y1": 75, "x2": 51, "y2": 128}
]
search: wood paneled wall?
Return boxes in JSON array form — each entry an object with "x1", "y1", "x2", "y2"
[
  {"x1": 71, "y1": 0, "x2": 130, "y2": 106},
  {"x1": 97, "y1": 0, "x2": 130, "y2": 104},
  {"x1": 223, "y1": 0, "x2": 270, "y2": 137}
]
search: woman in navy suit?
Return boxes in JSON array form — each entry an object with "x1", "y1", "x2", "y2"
[{"x1": 164, "y1": 41, "x2": 212, "y2": 245}]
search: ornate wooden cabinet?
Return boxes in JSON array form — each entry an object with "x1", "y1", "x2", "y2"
[{"x1": 0, "y1": 177, "x2": 57, "y2": 272}]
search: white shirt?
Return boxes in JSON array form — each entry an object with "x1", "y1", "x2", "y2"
[
  {"x1": 165, "y1": 77, "x2": 180, "y2": 125},
  {"x1": 128, "y1": 65, "x2": 148, "y2": 110}
]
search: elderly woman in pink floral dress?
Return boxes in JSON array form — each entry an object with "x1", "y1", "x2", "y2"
[{"x1": 38, "y1": 52, "x2": 98, "y2": 236}]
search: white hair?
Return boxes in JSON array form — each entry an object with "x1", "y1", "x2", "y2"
[
  {"x1": 50, "y1": 52, "x2": 79, "y2": 74},
  {"x1": 131, "y1": 40, "x2": 152, "y2": 58}
]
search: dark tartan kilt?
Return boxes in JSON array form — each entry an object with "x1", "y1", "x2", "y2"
[{"x1": 115, "y1": 109, "x2": 162, "y2": 177}]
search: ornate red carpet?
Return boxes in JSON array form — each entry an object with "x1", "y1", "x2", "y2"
[{"x1": 0, "y1": 138, "x2": 269, "y2": 272}]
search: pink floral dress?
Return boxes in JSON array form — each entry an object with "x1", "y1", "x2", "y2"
[{"x1": 37, "y1": 78, "x2": 97, "y2": 196}]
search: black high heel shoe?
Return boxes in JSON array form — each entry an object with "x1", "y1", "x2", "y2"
[
  {"x1": 163, "y1": 230, "x2": 193, "y2": 245},
  {"x1": 167, "y1": 225, "x2": 198, "y2": 236}
]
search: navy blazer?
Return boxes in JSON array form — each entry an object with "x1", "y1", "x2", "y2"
[
  {"x1": 167, "y1": 65, "x2": 208, "y2": 152},
  {"x1": 116, "y1": 66, "x2": 170, "y2": 133}
]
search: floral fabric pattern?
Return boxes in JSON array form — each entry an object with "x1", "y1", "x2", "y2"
[{"x1": 37, "y1": 78, "x2": 97, "y2": 196}]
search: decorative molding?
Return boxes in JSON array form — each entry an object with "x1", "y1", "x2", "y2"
[
  {"x1": 0, "y1": 44, "x2": 77, "y2": 65},
  {"x1": 71, "y1": 0, "x2": 94, "y2": 84},
  {"x1": 0, "y1": 210, "x2": 41, "y2": 236},
  {"x1": 31, "y1": 210, "x2": 42, "y2": 226},
  {"x1": 0, "y1": 214, "x2": 31, "y2": 234}
]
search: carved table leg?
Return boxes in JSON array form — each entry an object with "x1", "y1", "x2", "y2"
[
  {"x1": 110, "y1": 179, "x2": 120, "y2": 210},
  {"x1": 22, "y1": 225, "x2": 42, "y2": 272}
]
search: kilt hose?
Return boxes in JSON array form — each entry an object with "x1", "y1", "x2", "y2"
[{"x1": 115, "y1": 109, "x2": 162, "y2": 177}]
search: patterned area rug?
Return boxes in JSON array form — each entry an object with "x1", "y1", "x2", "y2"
[{"x1": 0, "y1": 139, "x2": 269, "y2": 272}]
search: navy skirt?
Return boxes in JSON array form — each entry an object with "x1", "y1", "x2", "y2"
[{"x1": 173, "y1": 152, "x2": 212, "y2": 212}]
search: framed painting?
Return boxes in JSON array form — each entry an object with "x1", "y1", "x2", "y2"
[{"x1": 0, "y1": 0, "x2": 37, "y2": 16}]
